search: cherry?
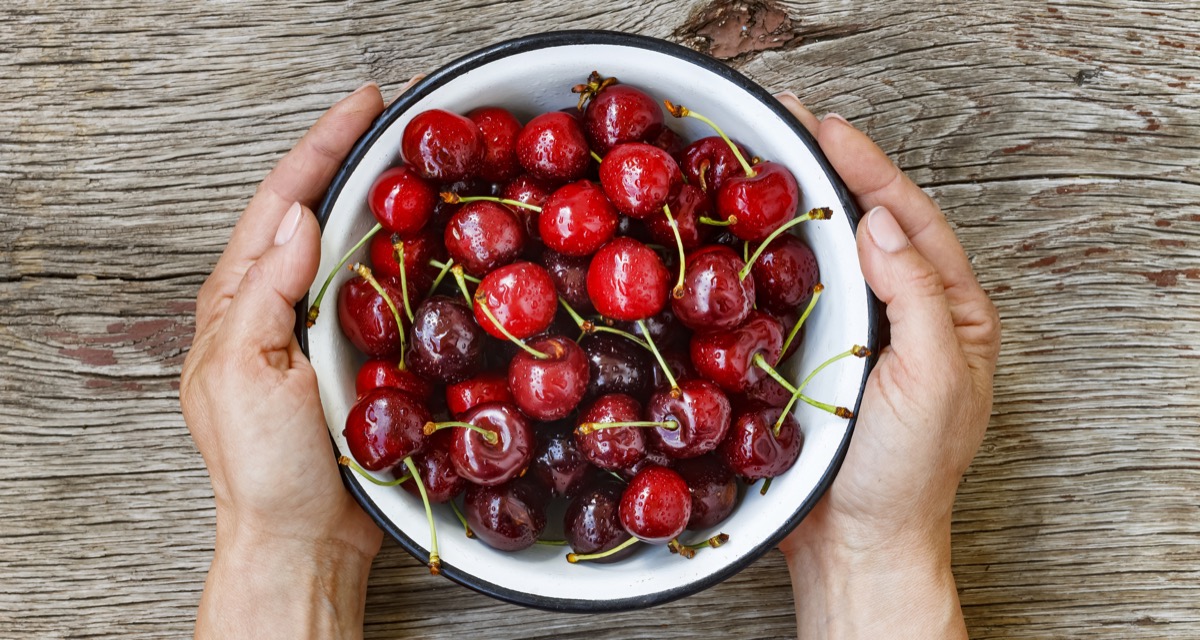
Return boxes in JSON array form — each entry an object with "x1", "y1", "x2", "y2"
[
  {"x1": 467, "y1": 106, "x2": 522, "y2": 183},
  {"x1": 676, "y1": 136, "x2": 749, "y2": 195},
  {"x1": 599, "y1": 142, "x2": 683, "y2": 218},
  {"x1": 716, "y1": 161, "x2": 800, "y2": 241},
  {"x1": 644, "y1": 184, "x2": 714, "y2": 250},
  {"x1": 464, "y1": 478, "x2": 549, "y2": 552},
  {"x1": 406, "y1": 295, "x2": 485, "y2": 384},
  {"x1": 538, "y1": 180, "x2": 619, "y2": 256},
  {"x1": 336, "y1": 273, "x2": 408, "y2": 358},
  {"x1": 401, "y1": 430, "x2": 467, "y2": 503},
  {"x1": 649, "y1": 346, "x2": 696, "y2": 393},
  {"x1": 543, "y1": 250, "x2": 594, "y2": 314},
  {"x1": 750, "y1": 233, "x2": 819, "y2": 313},
  {"x1": 445, "y1": 370, "x2": 513, "y2": 419},
  {"x1": 673, "y1": 454, "x2": 738, "y2": 530},
  {"x1": 581, "y1": 334, "x2": 653, "y2": 402},
  {"x1": 671, "y1": 245, "x2": 755, "y2": 332},
  {"x1": 440, "y1": 401, "x2": 535, "y2": 486},
  {"x1": 430, "y1": 178, "x2": 496, "y2": 230},
  {"x1": 646, "y1": 379, "x2": 732, "y2": 459},
  {"x1": 516, "y1": 111, "x2": 590, "y2": 183},
  {"x1": 619, "y1": 465, "x2": 692, "y2": 544},
  {"x1": 367, "y1": 165, "x2": 437, "y2": 237},
  {"x1": 766, "y1": 307, "x2": 803, "y2": 364},
  {"x1": 508, "y1": 335, "x2": 589, "y2": 421},
  {"x1": 368, "y1": 229, "x2": 445, "y2": 293},
  {"x1": 532, "y1": 426, "x2": 596, "y2": 498},
  {"x1": 401, "y1": 109, "x2": 484, "y2": 182},
  {"x1": 649, "y1": 126, "x2": 685, "y2": 155},
  {"x1": 501, "y1": 174, "x2": 555, "y2": 242},
  {"x1": 718, "y1": 404, "x2": 802, "y2": 481},
  {"x1": 579, "y1": 80, "x2": 664, "y2": 155},
  {"x1": 564, "y1": 481, "x2": 637, "y2": 562},
  {"x1": 740, "y1": 373, "x2": 793, "y2": 409},
  {"x1": 443, "y1": 201, "x2": 525, "y2": 277},
  {"x1": 472, "y1": 261, "x2": 557, "y2": 340},
  {"x1": 342, "y1": 387, "x2": 430, "y2": 471},
  {"x1": 689, "y1": 311, "x2": 784, "y2": 393},
  {"x1": 355, "y1": 358, "x2": 433, "y2": 400},
  {"x1": 621, "y1": 306, "x2": 687, "y2": 351},
  {"x1": 619, "y1": 447, "x2": 672, "y2": 481},
  {"x1": 574, "y1": 394, "x2": 646, "y2": 471},
  {"x1": 587, "y1": 237, "x2": 670, "y2": 322}
]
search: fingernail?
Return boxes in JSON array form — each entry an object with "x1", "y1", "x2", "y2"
[
  {"x1": 350, "y1": 81, "x2": 378, "y2": 98},
  {"x1": 390, "y1": 74, "x2": 426, "y2": 105},
  {"x1": 823, "y1": 113, "x2": 850, "y2": 125},
  {"x1": 275, "y1": 202, "x2": 303, "y2": 246},
  {"x1": 775, "y1": 90, "x2": 802, "y2": 103},
  {"x1": 866, "y1": 206, "x2": 909, "y2": 253}
]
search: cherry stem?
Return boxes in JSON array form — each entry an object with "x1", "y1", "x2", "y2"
[
  {"x1": 441, "y1": 192, "x2": 541, "y2": 212},
  {"x1": 590, "y1": 150, "x2": 603, "y2": 164},
  {"x1": 567, "y1": 536, "x2": 639, "y2": 563},
  {"x1": 449, "y1": 500, "x2": 474, "y2": 538},
  {"x1": 392, "y1": 239, "x2": 415, "y2": 323},
  {"x1": 760, "y1": 477, "x2": 773, "y2": 495},
  {"x1": 307, "y1": 222, "x2": 382, "y2": 326},
  {"x1": 774, "y1": 345, "x2": 870, "y2": 434},
  {"x1": 577, "y1": 420, "x2": 678, "y2": 436},
  {"x1": 698, "y1": 216, "x2": 735, "y2": 227},
  {"x1": 559, "y1": 298, "x2": 651, "y2": 350},
  {"x1": 605, "y1": 470, "x2": 628, "y2": 483},
  {"x1": 402, "y1": 456, "x2": 440, "y2": 574},
  {"x1": 743, "y1": 240, "x2": 750, "y2": 264},
  {"x1": 423, "y1": 420, "x2": 500, "y2": 445},
  {"x1": 352, "y1": 263, "x2": 405, "y2": 358},
  {"x1": 637, "y1": 319, "x2": 680, "y2": 396},
  {"x1": 474, "y1": 296, "x2": 551, "y2": 360},
  {"x1": 681, "y1": 533, "x2": 729, "y2": 551},
  {"x1": 663, "y1": 100, "x2": 755, "y2": 178},
  {"x1": 426, "y1": 257, "x2": 455, "y2": 298},
  {"x1": 752, "y1": 353, "x2": 844, "y2": 418},
  {"x1": 663, "y1": 204, "x2": 687, "y2": 299},
  {"x1": 535, "y1": 539, "x2": 568, "y2": 546},
  {"x1": 450, "y1": 265, "x2": 474, "y2": 307},
  {"x1": 338, "y1": 456, "x2": 411, "y2": 487},
  {"x1": 777, "y1": 284, "x2": 824, "y2": 366},
  {"x1": 739, "y1": 208, "x2": 834, "y2": 281},
  {"x1": 430, "y1": 259, "x2": 481, "y2": 283}
]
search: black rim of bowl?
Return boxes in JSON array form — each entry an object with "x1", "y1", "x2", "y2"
[{"x1": 295, "y1": 29, "x2": 882, "y2": 613}]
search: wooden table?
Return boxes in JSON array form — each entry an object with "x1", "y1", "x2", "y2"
[{"x1": 3, "y1": 1, "x2": 1197, "y2": 637}]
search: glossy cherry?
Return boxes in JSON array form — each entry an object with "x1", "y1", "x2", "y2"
[
  {"x1": 532, "y1": 427, "x2": 596, "y2": 498},
  {"x1": 368, "y1": 229, "x2": 445, "y2": 292},
  {"x1": 689, "y1": 311, "x2": 784, "y2": 393},
  {"x1": 565, "y1": 481, "x2": 637, "y2": 562},
  {"x1": 401, "y1": 430, "x2": 466, "y2": 503},
  {"x1": 718, "y1": 405, "x2": 803, "y2": 480},
  {"x1": 672, "y1": 245, "x2": 755, "y2": 332},
  {"x1": 539, "y1": 180, "x2": 619, "y2": 256},
  {"x1": 673, "y1": 455, "x2": 737, "y2": 530},
  {"x1": 587, "y1": 237, "x2": 670, "y2": 322},
  {"x1": 581, "y1": 333, "x2": 653, "y2": 402},
  {"x1": 342, "y1": 387, "x2": 430, "y2": 471},
  {"x1": 619, "y1": 465, "x2": 692, "y2": 544},
  {"x1": 508, "y1": 335, "x2": 590, "y2": 421},
  {"x1": 646, "y1": 379, "x2": 732, "y2": 459},
  {"x1": 516, "y1": 111, "x2": 591, "y2": 183},
  {"x1": 645, "y1": 184, "x2": 714, "y2": 250},
  {"x1": 401, "y1": 109, "x2": 484, "y2": 182},
  {"x1": 649, "y1": 345, "x2": 697, "y2": 393},
  {"x1": 543, "y1": 250, "x2": 594, "y2": 314},
  {"x1": 621, "y1": 306, "x2": 687, "y2": 351},
  {"x1": 649, "y1": 126, "x2": 684, "y2": 155},
  {"x1": 574, "y1": 393, "x2": 646, "y2": 471},
  {"x1": 443, "y1": 201, "x2": 525, "y2": 277},
  {"x1": 716, "y1": 161, "x2": 800, "y2": 241},
  {"x1": 467, "y1": 106, "x2": 522, "y2": 183},
  {"x1": 599, "y1": 142, "x2": 683, "y2": 218},
  {"x1": 619, "y1": 447, "x2": 672, "y2": 481},
  {"x1": 464, "y1": 478, "x2": 549, "y2": 552},
  {"x1": 445, "y1": 370, "x2": 513, "y2": 419},
  {"x1": 355, "y1": 359, "x2": 433, "y2": 400},
  {"x1": 406, "y1": 295, "x2": 485, "y2": 384},
  {"x1": 367, "y1": 165, "x2": 437, "y2": 237},
  {"x1": 472, "y1": 261, "x2": 557, "y2": 340},
  {"x1": 751, "y1": 233, "x2": 819, "y2": 313},
  {"x1": 676, "y1": 136, "x2": 749, "y2": 195},
  {"x1": 582, "y1": 82, "x2": 664, "y2": 155},
  {"x1": 501, "y1": 174, "x2": 555, "y2": 242},
  {"x1": 336, "y1": 274, "x2": 408, "y2": 358},
  {"x1": 446, "y1": 401, "x2": 535, "y2": 486}
]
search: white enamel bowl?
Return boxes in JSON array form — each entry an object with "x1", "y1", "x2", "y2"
[{"x1": 301, "y1": 30, "x2": 880, "y2": 612}]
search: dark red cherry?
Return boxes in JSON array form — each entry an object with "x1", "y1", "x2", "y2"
[
  {"x1": 621, "y1": 307, "x2": 688, "y2": 351},
  {"x1": 336, "y1": 275, "x2": 409, "y2": 358},
  {"x1": 673, "y1": 455, "x2": 737, "y2": 530},
  {"x1": 649, "y1": 346, "x2": 697, "y2": 393},
  {"x1": 448, "y1": 401, "x2": 536, "y2": 486},
  {"x1": 644, "y1": 184, "x2": 714, "y2": 250},
  {"x1": 584, "y1": 84, "x2": 664, "y2": 155},
  {"x1": 401, "y1": 430, "x2": 466, "y2": 503},
  {"x1": 587, "y1": 237, "x2": 670, "y2": 322},
  {"x1": 619, "y1": 447, "x2": 672, "y2": 481},
  {"x1": 464, "y1": 478, "x2": 548, "y2": 552},
  {"x1": 716, "y1": 161, "x2": 800, "y2": 241},
  {"x1": 619, "y1": 466, "x2": 691, "y2": 544},
  {"x1": 406, "y1": 295, "x2": 485, "y2": 384},
  {"x1": 430, "y1": 178, "x2": 496, "y2": 230},
  {"x1": 342, "y1": 387, "x2": 429, "y2": 471},
  {"x1": 690, "y1": 311, "x2": 784, "y2": 393},
  {"x1": 444, "y1": 201, "x2": 525, "y2": 277},
  {"x1": 445, "y1": 370, "x2": 513, "y2": 419},
  {"x1": 532, "y1": 427, "x2": 596, "y2": 498},
  {"x1": 355, "y1": 359, "x2": 433, "y2": 400},
  {"x1": 565, "y1": 481, "x2": 636, "y2": 562},
  {"x1": 401, "y1": 109, "x2": 484, "y2": 182},
  {"x1": 765, "y1": 306, "x2": 804, "y2": 363},
  {"x1": 599, "y1": 143, "x2": 683, "y2": 218},
  {"x1": 539, "y1": 180, "x2": 619, "y2": 256},
  {"x1": 672, "y1": 245, "x2": 755, "y2": 332},
  {"x1": 467, "y1": 106, "x2": 522, "y2": 183},
  {"x1": 676, "y1": 136, "x2": 749, "y2": 195},
  {"x1": 368, "y1": 229, "x2": 445, "y2": 293},
  {"x1": 516, "y1": 111, "x2": 590, "y2": 183},
  {"x1": 741, "y1": 373, "x2": 793, "y2": 409},
  {"x1": 646, "y1": 379, "x2": 732, "y2": 459},
  {"x1": 508, "y1": 335, "x2": 589, "y2": 421},
  {"x1": 368, "y1": 165, "x2": 436, "y2": 237},
  {"x1": 751, "y1": 233, "x2": 819, "y2": 313},
  {"x1": 543, "y1": 250, "x2": 594, "y2": 314},
  {"x1": 718, "y1": 405, "x2": 803, "y2": 480},
  {"x1": 574, "y1": 393, "x2": 646, "y2": 471},
  {"x1": 472, "y1": 261, "x2": 557, "y2": 340},
  {"x1": 649, "y1": 126, "x2": 685, "y2": 156},
  {"x1": 581, "y1": 333, "x2": 653, "y2": 402},
  {"x1": 501, "y1": 174, "x2": 556, "y2": 241}
]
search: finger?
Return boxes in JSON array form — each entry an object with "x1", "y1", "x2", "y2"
[
  {"x1": 774, "y1": 91, "x2": 820, "y2": 136},
  {"x1": 390, "y1": 74, "x2": 427, "y2": 106},
  {"x1": 220, "y1": 202, "x2": 322, "y2": 360},
  {"x1": 197, "y1": 83, "x2": 384, "y2": 333}
]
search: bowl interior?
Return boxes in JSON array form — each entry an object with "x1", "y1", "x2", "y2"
[{"x1": 307, "y1": 34, "x2": 874, "y2": 611}]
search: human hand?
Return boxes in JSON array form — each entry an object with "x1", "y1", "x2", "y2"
[{"x1": 774, "y1": 94, "x2": 1001, "y2": 638}]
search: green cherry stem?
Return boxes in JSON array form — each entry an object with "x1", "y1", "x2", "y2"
[
  {"x1": 698, "y1": 216, "x2": 736, "y2": 227},
  {"x1": 449, "y1": 500, "x2": 474, "y2": 538},
  {"x1": 662, "y1": 203, "x2": 687, "y2": 299},
  {"x1": 739, "y1": 207, "x2": 834, "y2": 281},
  {"x1": 759, "y1": 477, "x2": 773, "y2": 496},
  {"x1": 590, "y1": 150, "x2": 604, "y2": 164},
  {"x1": 559, "y1": 297, "x2": 651, "y2": 350},
  {"x1": 637, "y1": 319, "x2": 680, "y2": 396},
  {"x1": 352, "y1": 263, "x2": 406, "y2": 358},
  {"x1": 776, "y1": 284, "x2": 824, "y2": 366},
  {"x1": 663, "y1": 100, "x2": 756, "y2": 178},
  {"x1": 576, "y1": 420, "x2": 678, "y2": 436},
  {"x1": 426, "y1": 257, "x2": 455, "y2": 298},
  {"x1": 423, "y1": 420, "x2": 500, "y2": 445},
  {"x1": 535, "y1": 539, "x2": 569, "y2": 546},
  {"x1": 773, "y1": 345, "x2": 870, "y2": 434},
  {"x1": 430, "y1": 259, "x2": 481, "y2": 283},
  {"x1": 307, "y1": 222, "x2": 382, "y2": 326},
  {"x1": 392, "y1": 239, "x2": 415, "y2": 323},
  {"x1": 402, "y1": 456, "x2": 440, "y2": 575},
  {"x1": 450, "y1": 265, "x2": 474, "y2": 307},
  {"x1": 567, "y1": 536, "x2": 640, "y2": 563},
  {"x1": 752, "y1": 353, "x2": 844, "y2": 417},
  {"x1": 338, "y1": 456, "x2": 412, "y2": 487},
  {"x1": 440, "y1": 192, "x2": 542, "y2": 212},
  {"x1": 474, "y1": 296, "x2": 551, "y2": 360}
]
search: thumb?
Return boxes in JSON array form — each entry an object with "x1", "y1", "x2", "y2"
[
  {"x1": 857, "y1": 205, "x2": 957, "y2": 361},
  {"x1": 223, "y1": 201, "x2": 322, "y2": 354}
]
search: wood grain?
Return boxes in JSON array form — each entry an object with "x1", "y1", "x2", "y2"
[{"x1": 1, "y1": 0, "x2": 1198, "y2": 638}]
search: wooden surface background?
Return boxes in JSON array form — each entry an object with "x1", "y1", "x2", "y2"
[{"x1": 2, "y1": 1, "x2": 1198, "y2": 638}]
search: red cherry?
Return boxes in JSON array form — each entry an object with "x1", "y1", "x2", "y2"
[
  {"x1": 532, "y1": 426, "x2": 596, "y2": 498},
  {"x1": 587, "y1": 237, "x2": 670, "y2": 322},
  {"x1": 464, "y1": 478, "x2": 549, "y2": 551},
  {"x1": 467, "y1": 106, "x2": 522, "y2": 183},
  {"x1": 574, "y1": 393, "x2": 646, "y2": 471},
  {"x1": 543, "y1": 250, "x2": 595, "y2": 314},
  {"x1": 501, "y1": 174, "x2": 556, "y2": 241},
  {"x1": 716, "y1": 161, "x2": 800, "y2": 241},
  {"x1": 367, "y1": 165, "x2": 436, "y2": 236},
  {"x1": 645, "y1": 379, "x2": 732, "y2": 459},
  {"x1": 583, "y1": 84, "x2": 664, "y2": 155},
  {"x1": 445, "y1": 370, "x2": 513, "y2": 419},
  {"x1": 676, "y1": 136, "x2": 749, "y2": 195},
  {"x1": 354, "y1": 359, "x2": 434, "y2": 400},
  {"x1": 565, "y1": 481, "x2": 637, "y2": 562},
  {"x1": 599, "y1": 142, "x2": 683, "y2": 218},
  {"x1": 619, "y1": 466, "x2": 692, "y2": 544},
  {"x1": 508, "y1": 335, "x2": 590, "y2": 421},
  {"x1": 516, "y1": 111, "x2": 590, "y2": 183},
  {"x1": 689, "y1": 311, "x2": 784, "y2": 393},
  {"x1": 644, "y1": 184, "x2": 714, "y2": 250},
  {"x1": 717, "y1": 405, "x2": 803, "y2": 481},
  {"x1": 368, "y1": 229, "x2": 445, "y2": 293},
  {"x1": 674, "y1": 454, "x2": 738, "y2": 530},
  {"x1": 342, "y1": 387, "x2": 429, "y2": 471},
  {"x1": 539, "y1": 180, "x2": 619, "y2": 256},
  {"x1": 443, "y1": 201, "x2": 525, "y2": 277},
  {"x1": 336, "y1": 275, "x2": 409, "y2": 358},
  {"x1": 401, "y1": 431, "x2": 466, "y2": 503},
  {"x1": 401, "y1": 109, "x2": 484, "y2": 182},
  {"x1": 649, "y1": 126, "x2": 685, "y2": 156},
  {"x1": 472, "y1": 261, "x2": 557, "y2": 340},
  {"x1": 671, "y1": 245, "x2": 755, "y2": 332},
  {"x1": 406, "y1": 295, "x2": 485, "y2": 384},
  {"x1": 447, "y1": 402, "x2": 535, "y2": 486},
  {"x1": 751, "y1": 233, "x2": 819, "y2": 313}
]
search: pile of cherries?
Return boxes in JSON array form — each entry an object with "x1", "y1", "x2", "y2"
[{"x1": 308, "y1": 72, "x2": 867, "y2": 573}]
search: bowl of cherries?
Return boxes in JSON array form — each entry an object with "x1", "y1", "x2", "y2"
[{"x1": 299, "y1": 31, "x2": 879, "y2": 612}]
